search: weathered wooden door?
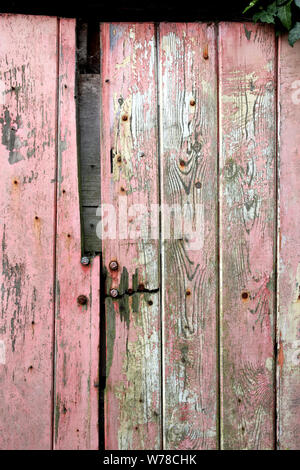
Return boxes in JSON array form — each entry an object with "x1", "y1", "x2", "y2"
[
  {"x1": 1, "y1": 15, "x2": 300, "y2": 450},
  {"x1": 100, "y1": 22, "x2": 300, "y2": 450}
]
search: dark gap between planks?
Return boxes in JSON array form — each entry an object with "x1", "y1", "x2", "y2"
[{"x1": 76, "y1": 18, "x2": 101, "y2": 256}]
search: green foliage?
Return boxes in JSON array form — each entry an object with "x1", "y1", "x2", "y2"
[
  {"x1": 289, "y1": 21, "x2": 300, "y2": 44},
  {"x1": 243, "y1": 0, "x2": 300, "y2": 45}
]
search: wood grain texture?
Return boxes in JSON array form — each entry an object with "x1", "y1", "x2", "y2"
[
  {"x1": 53, "y1": 19, "x2": 100, "y2": 450},
  {"x1": 277, "y1": 36, "x2": 300, "y2": 450},
  {"x1": 219, "y1": 22, "x2": 276, "y2": 449},
  {"x1": 0, "y1": 14, "x2": 58, "y2": 449},
  {"x1": 101, "y1": 23, "x2": 161, "y2": 450},
  {"x1": 159, "y1": 23, "x2": 218, "y2": 450}
]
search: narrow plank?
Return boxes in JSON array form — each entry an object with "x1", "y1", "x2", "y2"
[
  {"x1": 82, "y1": 207, "x2": 101, "y2": 254},
  {"x1": 53, "y1": 19, "x2": 100, "y2": 450},
  {"x1": 101, "y1": 23, "x2": 161, "y2": 450},
  {"x1": 277, "y1": 36, "x2": 300, "y2": 450},
  {"x1": 159, "y1": 23, "x2": 218, "y2": 449},
  {"x1": 219, "y1": 22, "x2": 276, "y2": 449},
  {"x1": 0, "y1": 14, "x2": 58, "y2": 449},
  {"x1": 78, "y1": 74, "x2": 101, "y2": 207}
]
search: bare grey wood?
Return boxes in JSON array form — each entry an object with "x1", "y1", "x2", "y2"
[
  {"x1": 77, "y1": 73, "x2": 101, "y2": 253},
  {"x1": 78, "y1": 74, "x2": 101, "y2": 207},
  {"x1": 82, "y1": 207, "x2": 101, "y2": 253}
]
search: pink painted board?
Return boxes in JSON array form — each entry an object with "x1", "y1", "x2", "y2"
[
  {"x1": 100, "y1": 23, "x2": 161, "y2": 450},
  {"x1": 159, "y1": 23, "x2": 218, "y2": 450},
  {"x1": 0, "y1": 14, "x2": 58, "y2": 449},
  {"x1": 277, "y1": 35, "x2": 300, "y2": 450},
  {"x1": 53, "y1": 18, "x2": 100, "y2": 450},
  {"x1": 219, "y1": 22, "x2": 276, "y2": 449}
]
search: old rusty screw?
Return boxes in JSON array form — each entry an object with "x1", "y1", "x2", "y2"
[
  {"x1": 77, "y1": 295, "x2": 88, "y2": 306},
  {"x1": 195, "y1": 181, "x2": 202, "y2": 189},
  {"x1": 109, "y1": 260, "x2": 119, "y2": 271},
  {"x1": 110, "y1": 288, "x2": 119, "y2": 298},
  {"x1": 122, "y1": 114, "x2": 128, "y2": 122},
  {"x1": 81, "y1": 256, "x2": 90, "y2": 266},
  {"x1": 116, "y1": 155, "x2": 122, "y2": 163},
  {"x1": 190, "y1": 99, "x2": 196, "y2": 106}
]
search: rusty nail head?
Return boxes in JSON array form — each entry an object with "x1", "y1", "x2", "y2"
[
  {"x1": 109, "y1": 260, "x2": 119, "y2": 271},
  {"x1": 77, "y1": 294, "x2": 88, "y2": 305},
  {"x1": 203, "y1": 45, "x2": 209, "y2": 60},
  {"x1": 81, "y1": 256, "x2": 90, "y2": 266},
  {"x1": 117, "y1": 155, "x2": 122, "y2": 163},
  {"x1": 241, "y1": 291, "x2": 249, "y2": 300},
  {"x1": 110, "y1": 288, "x2": 119, "y2": 298},
  {"x1": 190, "y1": 99, "x2": 196, "y2": 106}
]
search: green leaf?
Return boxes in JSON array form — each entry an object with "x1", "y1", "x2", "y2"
[
  {"x1": 266, "y1": 1, "x2": 278, "y2": 14},
  {"x1": 295, "y1": 0, "x2": 300, "y2": 8},
  {"x1": 278, "y1": 4, "x2": 292, "y2": 29},
  {"x1": 253, "y1": 10, "x2": 276, "y2": 23},
  {"x1": 288, "y1": 22, "x2": 300, "y2": 45},
  {"x1": 243, "y1": 0, "x2": 261, "y2": 14}
]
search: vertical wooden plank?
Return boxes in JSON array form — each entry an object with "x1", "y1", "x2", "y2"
[
  {"x1": 101, "y1": 23, "x2": 161, "y2": 450},
  {"x1": 0, "y1": 14, "x2": 58, "y2": 449},
  {"x1": 219, "y1": 22, "x2": 276, "y2": 449},
  {"x1": 159, "y1": 23, "x2": 218, "y2": 449},
  {"x1": 277, "y1": 36, "x2": 300, "y2": 450},
  {"x1": 53, "y1": 19, "x2": 100, "y2": 449}
]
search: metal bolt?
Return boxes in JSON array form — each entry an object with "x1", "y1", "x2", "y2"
[
  {"x1": 110, "y1": 288, "x2": 119, "y2": 298},
  {"x1": 109, "y1": 260, "x2": 119, "y2": 271},
  {"x1": 77, "y1": 295, "x2": 88, "y2": 305},
  {"x1": 81, "y1": 256, "x2": 90, "y2": 266}
]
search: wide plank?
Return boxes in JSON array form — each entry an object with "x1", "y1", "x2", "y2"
[
  {"x1": 219, "y1": 22, "x2": 276, "y2": 449},
  {"x1": 277, "y1": 35, "x2": 300, "y2": 450},
  {"x1": 0, "y1": 14, "x2": 58, "y2": 449},
  {"x1": 159, "y1": 23, "x2": 218, "y2": 450},
  {"x1": 101, "y1": 23, "x2": 161, "y2": 450}
]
